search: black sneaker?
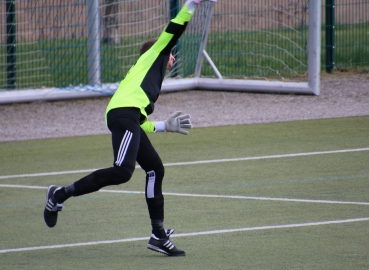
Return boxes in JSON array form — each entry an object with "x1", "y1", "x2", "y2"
[
  {"x1": 147, "y1": 232, "x2": 185, "y2": 257},
  {"x1": 165, "y1": 228, "x2": 175, "y2": 237},
  {"x1": 43, "y1": 185, "x2": 64, "y2": 228}
]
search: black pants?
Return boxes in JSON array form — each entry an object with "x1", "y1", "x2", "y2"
[{"x1": 73, "y1": 107, "x2": 165, "y2": 220}]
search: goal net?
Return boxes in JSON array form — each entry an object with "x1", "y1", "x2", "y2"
[{"x1": 0, "y1": 0, "x2": 321, "y2": 103}]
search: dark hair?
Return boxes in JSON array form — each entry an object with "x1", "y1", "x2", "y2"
[{"x1": 140, "y1": 38, "x2": 158, "y2": 56}]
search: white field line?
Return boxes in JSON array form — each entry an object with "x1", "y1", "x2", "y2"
[
  {"x1": 102, "y1": 189, "x2": 369, "y2": 206},
  {"x1": 1, "y1": 217, "x2": 368, "y2": 254},
  {"x1": 1, "y1": 147, "x2": 369, "y2": 180},
  {"x1": 1, "y1": 184, "x2": 369, "y2": 205}
]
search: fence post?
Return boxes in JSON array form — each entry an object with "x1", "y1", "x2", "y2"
[
  {"x1": 325, "y1": 0, "x2": 335, "y2": 73},
  {"x1": 87, "y1": 0, "x2": 101, "y2": 85},
  {"x1": 6, "y1": 0, "x2": 16, "y2": 89}
]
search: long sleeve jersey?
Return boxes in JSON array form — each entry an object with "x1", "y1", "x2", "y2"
[{"x1": 105, "y1": 4, "x2": 195, "y2": 133}]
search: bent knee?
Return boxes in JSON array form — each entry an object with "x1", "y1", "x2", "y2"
[
  {"x1": 147, "y1": 164, "x2": 164, "y2": 178},
  {"x1": 111, "y1": 166, "x2": 134, "y2": 185}
]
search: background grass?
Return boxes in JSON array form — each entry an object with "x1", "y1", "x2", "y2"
[{"x1": 1, "y1": 116, "x2": 369, "y2": 269}]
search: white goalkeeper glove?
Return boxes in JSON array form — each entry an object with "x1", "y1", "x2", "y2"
[
  {"x1": 184, "y1": 0, "x2": 216, "y2": 15},
  {"x1": 185, "y1": 0, "x2": 202, "y2": 14},
  {"x1": 154, "y1": 111, "x2": 193, "y2": 135}
]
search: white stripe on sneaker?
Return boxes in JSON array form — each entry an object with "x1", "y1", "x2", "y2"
[
  {"x1": 115, "y1": 131, "x2": 133, "y2": 166},
  {"x1": 46, "y1": 199, "x2": 54, "y2": 211},
  {"x1": 164, "y1": 240, "x2": 174, "y2": 250}
]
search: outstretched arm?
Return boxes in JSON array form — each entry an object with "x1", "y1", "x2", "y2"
[{"x1": 152, "y1": 0, "x2": 203, "y2": 55}]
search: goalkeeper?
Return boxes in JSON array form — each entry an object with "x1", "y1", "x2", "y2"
[{"x1": 43, "y1": 0, "x2": 206, "y2": 256}]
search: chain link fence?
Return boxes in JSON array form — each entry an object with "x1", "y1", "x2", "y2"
[{"x1": 0, "y1": 0, "x2": 368, "y2": 91}]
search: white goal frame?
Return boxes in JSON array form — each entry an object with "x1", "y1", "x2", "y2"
[
  {"x1": 162, "y1": 1, "x2": 321, "y2": 95},
  {"x1": 0, "y1": 0, "x2": 321, "y2": 104}
]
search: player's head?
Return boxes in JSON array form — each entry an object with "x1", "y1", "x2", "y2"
[
  {"x1": 140, "y1": 38, "x2": 175, "y2": 70},
  {"x1": 140, "y1": 38, "x2": 157, "y2": 56}
]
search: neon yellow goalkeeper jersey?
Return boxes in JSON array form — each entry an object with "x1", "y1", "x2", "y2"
[{"x1": 105, "y1": 5, "x2": 194, "y2": 133}]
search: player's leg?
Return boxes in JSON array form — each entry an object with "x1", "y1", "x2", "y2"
[
  {"x1": 44, "y1": 107, "x2": 141, "y2": 228},
  {"x1": 136, "y1": 129, "x2": 185, "y2": 256},
  {"x1": 137, "y1": 129, "x2": 165, "y2": 236}
]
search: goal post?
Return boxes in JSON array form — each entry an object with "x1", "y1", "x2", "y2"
[
  {"x1": 163, "y1": 0, "x2": 321, "y2": 95},
  {"x1": 0, "y1": 0, "x2": 321, "y2": 104}
]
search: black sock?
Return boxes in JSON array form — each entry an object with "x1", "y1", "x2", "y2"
[
  {"x1": 53, "y1": 184, "x2": 75, "y2": 203},
  {"x1": 65, "y1": 184, "x2": 75, "y2": 196},
  {"x1": 151, "y1": 219, "x2": 166, "y2": 238}
]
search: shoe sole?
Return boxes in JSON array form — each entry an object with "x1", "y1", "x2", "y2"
[
  {"x1": 147, "y1": 244, "x2": 185, "y2": 257},
  {"x1": 45, "y1": 185, "x2": 57, "y2": 203}
]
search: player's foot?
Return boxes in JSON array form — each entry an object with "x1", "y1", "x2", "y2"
[
  {"x1": 147, "y1": 231, "x2": 185, "y2": 257},
  {"x1": 43, "y1": 185, "x2": 64, "y2": 228},
  {"x1": 165, "y1": 228, "x2": 175, "y2": 237}
]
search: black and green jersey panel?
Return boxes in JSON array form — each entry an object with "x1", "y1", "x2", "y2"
[{"x1": 105, "y1": 5, "x2": 193, "y2": 133}]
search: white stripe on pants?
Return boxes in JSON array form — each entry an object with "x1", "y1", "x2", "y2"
[
  {"x1": 115, "y1": 130, "x2": 133, "y2": 166},
  {"x1": 146, "y1": 170, "x2": 156, "y2": 198}
]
